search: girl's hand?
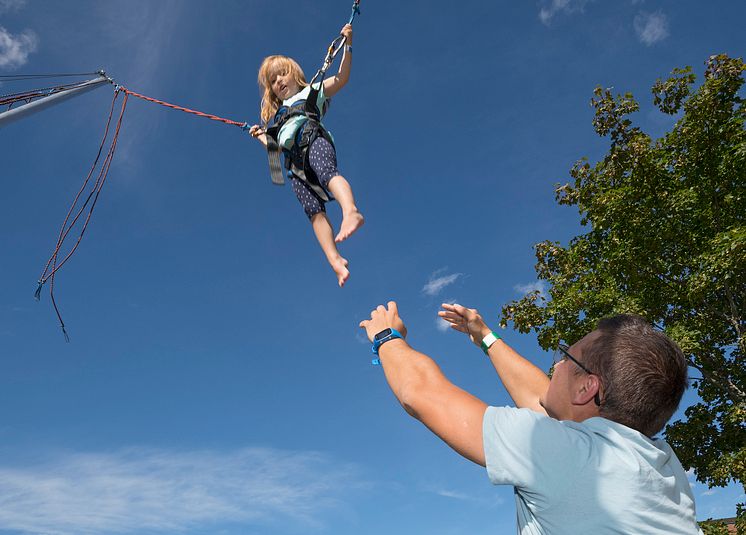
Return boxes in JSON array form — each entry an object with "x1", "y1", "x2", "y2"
[
  {"x1": 248, "y1": 124, "x2": 264, "y2": 137},
  {"x1": 438, "y1": 303, "x2": 492, "y2": 347},
  {"x1": 248, "y1": 124, "x2": 268, "y2": 147},
  {"x1": 341, "y1": 23, "x2": 353, "y2": 44}
]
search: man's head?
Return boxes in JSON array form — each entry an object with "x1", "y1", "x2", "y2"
[{"x1": 542, "y1": 314, "x2": 689, "y2": 437}]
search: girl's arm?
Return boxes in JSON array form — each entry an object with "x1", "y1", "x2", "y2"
[
  {"x1": 323, "y1": 24, "x2": 353, "y2": 98},
  {"x1": 248, "y1": 124, "x2": 268, "y2": 147}
]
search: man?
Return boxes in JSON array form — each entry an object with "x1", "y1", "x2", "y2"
[{"x1": 359, "y1": 301, "x2": 701, "y2": 534}]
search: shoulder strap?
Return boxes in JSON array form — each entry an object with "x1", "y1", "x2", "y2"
[{"x1": 264, "y1": 100, "x2": 310, "y2": 186}]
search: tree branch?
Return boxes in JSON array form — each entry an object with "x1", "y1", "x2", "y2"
[
  {"x1": 724, "y1": 280, "x2": 745, "y2": 353},
  {"x1": 693, "y1": 352, "x2": 746, "y2": 402}
]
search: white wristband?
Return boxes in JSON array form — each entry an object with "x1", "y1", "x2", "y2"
[{"x1": 480, "y1": 332, "x2": 500, "y2": 354}]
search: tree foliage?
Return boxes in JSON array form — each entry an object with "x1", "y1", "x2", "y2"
[{"x1": 500, "y1": 54, "x2": 745, "y2": 499}]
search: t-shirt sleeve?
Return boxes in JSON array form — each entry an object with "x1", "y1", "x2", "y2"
[
  {"x1": 482, "y1": 406, "x2": 592, "y2": 492},
  {"x1": 312, "y1": 81, "x2": 327, "y2": 112}
]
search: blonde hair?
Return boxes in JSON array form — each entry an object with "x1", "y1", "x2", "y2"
[{"x1": 257, "y1": 55, "x2": 308, "y2": 126}]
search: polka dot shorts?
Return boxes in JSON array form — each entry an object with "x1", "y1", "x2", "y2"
[{"x1": 290, "y1": 136, "x2": 340, "y2": 219}]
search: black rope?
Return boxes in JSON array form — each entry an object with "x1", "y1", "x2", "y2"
[
  {"x1": 0, "y1": 80, "x2": 91, "y2": 101},
  {"x1": 0, "y1": 72, "x2": 100, "y2": 82}
]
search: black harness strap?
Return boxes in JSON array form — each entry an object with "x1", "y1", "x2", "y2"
[
  {"x1": 264, "y1": 84, "x2": 335, "y2": 202},
  {"x1": 265, "y1": 128, "x2": 285, "y2": 185}
]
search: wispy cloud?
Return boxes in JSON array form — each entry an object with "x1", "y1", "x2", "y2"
[
  {"x1": 423, "y1": 270, "x2": 462, "y2": 296},
  {"x1": 434, "y1": 488, "x2": 473, "y2": 501},
  {"x1": 0, "y1": 447, "x2": 363, "y2": 535},
  {"x1": 538, "y1": 0, "x2": 593, "y2": 26},
  {"x1": 513, "y1": 281, "x2": 547, "y2": 299},
  {"x1": 423, "y1": 484, "x2": 505, "y2": 507},
  {"x1": 0, "y1": 26, "x2": 37, "y2": 69},
  {"x1": 634, "y1": 11, "x2": 669, "y2": 46},
  {"x1": 0, "y1": 0, "x2": 27, "y2": 14}
]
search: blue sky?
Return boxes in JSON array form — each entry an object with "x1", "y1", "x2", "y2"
[{"x1": 0, "y1": 0, "x2": 744, "y2": 533}]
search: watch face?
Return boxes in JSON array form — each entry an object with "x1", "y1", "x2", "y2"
[{"x1": 374, "y1": 328, "x2": 392, "y2": 341}]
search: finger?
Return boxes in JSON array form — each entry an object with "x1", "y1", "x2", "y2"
[
  {"x1": 359, "y1": 320, "x2": 367, "y2": 328},
  {"x1": 387, "y1": 301, "x2": 398, "y2": 316},
  {"x1": 441, "y1": 302, "x2": 463, "y2": 312},
  {"x1": 439, "y1": 313, "x2": 462, "y2": 324}
]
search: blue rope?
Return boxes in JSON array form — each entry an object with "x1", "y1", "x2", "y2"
[{"x1": 348, "y1": 0, "x2": 361, "y2": 25}]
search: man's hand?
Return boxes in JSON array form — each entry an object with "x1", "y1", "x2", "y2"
[
  {"x1": 359, "y1": 301, "x2": 407, "y2": 342},
  {"x1": 438, "y1": 303, "x2": 492, "y2": 347}
]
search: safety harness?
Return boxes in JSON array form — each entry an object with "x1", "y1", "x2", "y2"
[
  {"x1": 264, "y1": 85, "x2": 335, "y2": 202},
  {"x1": 263, "y1": 0, "x2": 361, "y2": 201}
]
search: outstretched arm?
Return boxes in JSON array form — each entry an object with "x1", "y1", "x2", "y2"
[
  {"x1": 438, "y1": 303, "x2": 549, "y2": 414},
  {"x1": 323, "y1": 24, "x2": 353, "y2": 98},
  {"x1": 360, "y1": 302, "x2": 488, "y2": 466}
]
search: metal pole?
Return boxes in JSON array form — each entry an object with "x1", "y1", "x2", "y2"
[{"x1": 0, "y1": 75, "x2": 109, "y2": 128}]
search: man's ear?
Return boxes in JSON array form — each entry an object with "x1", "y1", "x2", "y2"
[{"x1": 573, "y1": 374, "x2": 601, "y2": 406}]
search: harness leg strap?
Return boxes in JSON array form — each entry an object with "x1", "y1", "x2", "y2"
[{"x1": 265, "y1": 133, "x2": 285, "y2": 186}]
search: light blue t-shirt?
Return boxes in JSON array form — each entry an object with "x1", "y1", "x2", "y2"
[
  {"x1": 483, "y1": 406, "x2": 701, "y2": 535},
  {"x1": 277, "y1": 83, "x2": 330, "y2": 150}
]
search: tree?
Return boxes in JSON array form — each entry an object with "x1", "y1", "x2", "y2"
[{"x1": 501, "y1": 54, "x2": 745, "y2": 507}]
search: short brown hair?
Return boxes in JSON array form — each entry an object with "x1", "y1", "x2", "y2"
[{"x1": 581, "y1": 314, "x2": 688, "y2": 437}]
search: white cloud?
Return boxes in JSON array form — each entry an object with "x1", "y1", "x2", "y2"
[
  {"x1": 0, "y1": 0, "x2": 27, "y2": 14},
  {"x1": 436, "y1": 317, "x2": 451, "y2": 332},
  {"x1": 0, "y1": 26, "x2": 38, "y2": 69},
  {"x1": 634, "y1": 11, "x2": 669, "y2": 46},
  {"x1": 422, "y1": 270, "x2": 462, "y2": 296},
  {"x1": 423, "y1": 485, "x2": 505, "y2": 507},
  {"x1": 0, "y1": 447, "x2": 363, "y2": 535},
  {"x1": 701, "y1": 488, "x2": 717, "y2": 496},
  {"x1": 435, "y1": 488, "x2": 472, "y2": 500},
  {"x1": 513, "y1": 281, "x2": 547, "y2": 299},
  {"x1": 538, "y1": 0, "x2": 593, "y2": 26}
]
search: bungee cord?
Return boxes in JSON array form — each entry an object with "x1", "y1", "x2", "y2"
[{"x1": 35, "y1": 89, "x2": 128, "y2": 341}]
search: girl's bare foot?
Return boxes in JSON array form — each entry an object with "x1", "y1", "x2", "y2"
[
  {"x1": 331, "y1": 256, "x2": 350, "y2": 287},
  {"x1": 335, "y1": 211, "x2": 365, "y2": 243}
]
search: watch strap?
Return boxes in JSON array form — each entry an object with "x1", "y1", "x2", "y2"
[{"x1": 371, "y1": 327, "x2": 404, "y2": 365}]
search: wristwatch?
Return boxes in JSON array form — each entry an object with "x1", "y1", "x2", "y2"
[{"x1": 371, "y1": 327, "x2": 404, "y2": 365}]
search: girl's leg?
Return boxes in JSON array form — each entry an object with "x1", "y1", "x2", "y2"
[
  {"x1": 327, "y1": 175, "x2": 364, "y2": 243},
  {"x1": 308, "y1": 137, "x2": 364, "y2": 243},
  {"x1": 290, "y1": 175, "x2": 349, "y2": 287},
  {"x1": 310, "y1": 212, "x2": 350, "y2": 287}
]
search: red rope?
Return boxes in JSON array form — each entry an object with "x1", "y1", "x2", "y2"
[
  {"x1": 121, "y1": 87, "x2": 247, "y2": 129},
  {"x1": 38, "y1": 91, "x2": 119, "y2": 281},
  {"x1": 36, "y1": 89, "x2": 129, "y2": 340}
]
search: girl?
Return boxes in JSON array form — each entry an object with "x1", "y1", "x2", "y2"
[{"x1": 249, "y1": 24, "x2": 364, "y2": 288}]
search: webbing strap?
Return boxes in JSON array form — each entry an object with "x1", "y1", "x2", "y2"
[{"x1": 266, "y1": 133, "x2": 285, "y2": 185}]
